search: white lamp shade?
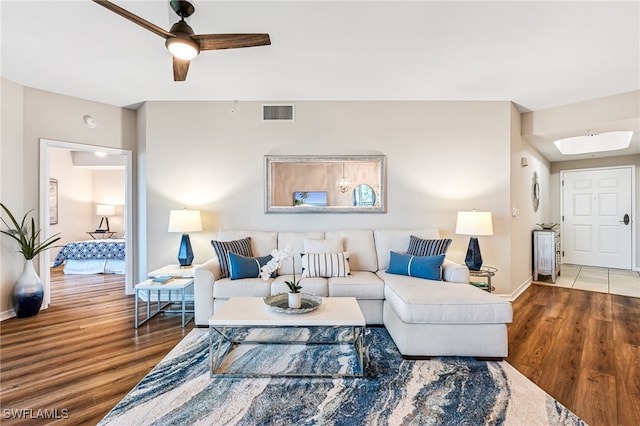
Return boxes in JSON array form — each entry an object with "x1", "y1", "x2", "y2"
[
  {"x1": 456, "y1": 211, "x2": 493, "y2": 236},
  {"x1": 96, "y1": 204, "x2": 115, "y2": 216},
  {"x1": 168, "y1": 209, "x2": 202, "y2": 233}
]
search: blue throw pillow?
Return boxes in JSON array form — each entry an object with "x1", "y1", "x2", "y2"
[
  {"x1": 228, "y1": 252, "x2": 273, "y2": 280},
  {"x1": 386, "y1": 251, "x2": 445, "y2": 281}
]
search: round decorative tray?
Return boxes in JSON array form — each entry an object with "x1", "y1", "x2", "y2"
[{"x1": 263, "y1": 293, "x2": 322, "y2": 314}]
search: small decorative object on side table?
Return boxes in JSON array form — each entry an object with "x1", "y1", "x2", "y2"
[
  {"x1": 469, "y1": 266, "x2": 497, "y2": 293},
  {"x1": 148, "y1": 264, "x2": 200, "y2": 279}
]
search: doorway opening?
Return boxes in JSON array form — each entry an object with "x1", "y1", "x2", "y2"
[
  {"x1": 39, "y1": 139, "x2": 133, "y2": 310},
  {"x1": 560, "y1": 165, "x2": 636, "y2": 270}
]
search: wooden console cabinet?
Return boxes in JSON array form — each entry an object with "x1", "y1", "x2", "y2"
[{"x1": 533, "y1": 229, "x2": 560, "y2": 283}]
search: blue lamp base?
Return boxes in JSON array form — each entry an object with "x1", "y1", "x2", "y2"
[
  {"x1": 465, "y1": 237, "x2": 483, "y2": 271},
  {"x1": 177, "y1": 233, "x2": 194, "y2": 267}
]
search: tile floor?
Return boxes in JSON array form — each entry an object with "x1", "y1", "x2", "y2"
[{"x1": 535, "y1": 264, "x2": 640, "y2": 298}]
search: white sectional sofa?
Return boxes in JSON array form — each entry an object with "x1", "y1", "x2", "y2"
[{"x1": 194, "y1": 228, "x2": 513, "y2": 358}]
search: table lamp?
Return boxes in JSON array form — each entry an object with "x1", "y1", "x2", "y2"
[
  {"x1": 455, "y1": 210, "x2": 493, "y2": 271},
  {"x1": 168, "y1": 209, "x2": 202, "y2": 268},
  {"x1": 96, "y1": 204, "x2": 115, "y2": 231}
]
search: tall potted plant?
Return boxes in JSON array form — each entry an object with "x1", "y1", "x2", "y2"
[{"x1": 1, "y1": 203, "x2": 61, "y2": 318}]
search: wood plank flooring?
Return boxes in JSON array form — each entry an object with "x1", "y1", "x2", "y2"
[
  {"x1": 1, "y1": 273, "x2": 639, "y2": 425},
  {"x1": 507, "y1": 283, "x2": 640, "y2": 426},
  {"x1": 0, "y1": 269, "x2": 194, "y2": 425}
]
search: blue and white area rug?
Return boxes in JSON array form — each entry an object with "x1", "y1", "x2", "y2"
[{"x1": 99, "y1": 328, "x2": 585, "y2": 425}]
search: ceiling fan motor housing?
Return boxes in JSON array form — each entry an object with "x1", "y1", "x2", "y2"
[{"x1": 166, "y1": 20, "x2": 200, "y2": 59}]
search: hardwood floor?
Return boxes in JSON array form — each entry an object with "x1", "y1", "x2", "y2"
[
  {"x1": 0, "y1": 269, "x2": 194, "y2": 425},
  {"x1": 507, "y1": 283, "x2": 640, "y2": 426},
  {"x1": 1, "y1": 274, "x2": 638, "y2": 425}
]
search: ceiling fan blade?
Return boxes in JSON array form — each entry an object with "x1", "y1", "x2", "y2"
[
  {"x1": 173, "y1": 57, "x2": 190, "y2": 81},
  {"x1": 92, "y1": 0, "x2": 173, "y2": 39},
  {"x1": 194, "y1": 34, "x2": 271, "y2": 51}
]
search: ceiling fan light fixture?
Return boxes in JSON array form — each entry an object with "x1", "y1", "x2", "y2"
[{"x1": 166, "y1": 36, "x2": 200, "y2": 60}]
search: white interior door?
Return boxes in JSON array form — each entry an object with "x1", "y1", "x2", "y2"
[{"x1": 562, "y1": 167, "x2": 633, "y2": 269}]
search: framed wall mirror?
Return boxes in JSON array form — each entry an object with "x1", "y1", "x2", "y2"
[{"x1": 265, "y1": 155, "x2": 386, "y2": 213}]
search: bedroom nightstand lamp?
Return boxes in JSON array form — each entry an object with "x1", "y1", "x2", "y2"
[
  {"x1": 168, "y1": 209, "x2": 202, "y2": 268},
  {"x1": 455, "y1": 210, "x2": 493, "y2": 271},
  {"x1": 96, "y1": 204, "x2": 115, "y2": 232}
]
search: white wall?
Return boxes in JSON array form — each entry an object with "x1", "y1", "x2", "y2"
[
  {"x1": 49, "y1": 148, "x2": 94, "y2": 245},
  {"x1": 141, "y1": 100, "x2": 518, "y2": 295},
  {"x1": 1, "y1": 78, "x2": 25, "y2": 318},
  {"x1": 48, "y1": 149, "x2": 126, "y2": 245},
  {"x1": 510, "y1": 103, "x2": 552, "y2": 297},
  {"x1": 0, "y1": 80, "x2": 136, "y2": 318},
  {"x1": 93, "y1": 169, "x2": 126, "y2": 236}
]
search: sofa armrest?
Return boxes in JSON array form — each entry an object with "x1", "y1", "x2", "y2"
[
  {"x1": 442, "y1": 259, "x2": 469, "y2": 283},
  {"x1": 194, "y1": 258, "x2": 222, "y2": 326}
]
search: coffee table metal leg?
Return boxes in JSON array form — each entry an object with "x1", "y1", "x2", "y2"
[{"x1": 210, "y1": 326, "x2": 234, "y2": 377}]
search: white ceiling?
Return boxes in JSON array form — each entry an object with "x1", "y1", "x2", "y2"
[{"x1": 2, "y1": 1, "x2": 639, "y2": 160}]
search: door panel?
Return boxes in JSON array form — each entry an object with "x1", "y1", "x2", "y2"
[{"x1": 562, "y1": 167, "x2": 632, "y2": 269}]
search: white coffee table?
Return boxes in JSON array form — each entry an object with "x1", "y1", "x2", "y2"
[
  {"x1": 209, "y1": 296, "x2": 366, "y2": 378},
  {"x1": 134, "y1": 278, "x2": 194, "y2": 328}
]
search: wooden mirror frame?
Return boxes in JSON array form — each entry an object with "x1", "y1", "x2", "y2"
[{"x1": 265, "y1": 154, "x2": 386, "y2": 214}]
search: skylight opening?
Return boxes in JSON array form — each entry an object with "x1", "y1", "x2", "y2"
[{"x1": 553, "y1": 131, "x2": 633, "y2": 155}]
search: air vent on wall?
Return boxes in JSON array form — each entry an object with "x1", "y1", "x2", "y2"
[{"x1": 263, "y1": 104, "x2": 294, "y2": 122}]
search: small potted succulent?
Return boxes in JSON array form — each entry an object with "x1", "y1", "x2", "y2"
[
  {"x1": 1, "y1": 203, "x2": 61, "y2": 317},
  {"x1": 260, "y1": 244, "x2": 303, "y2": 308}
]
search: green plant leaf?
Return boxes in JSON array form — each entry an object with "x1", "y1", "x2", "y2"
[{"x1": 0, "y1": 203, "x2": 61, "y2": 260}]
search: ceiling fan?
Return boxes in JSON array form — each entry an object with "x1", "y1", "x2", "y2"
[{"x1": 92, "y1": 0, "x2": 271, "y2": 81}]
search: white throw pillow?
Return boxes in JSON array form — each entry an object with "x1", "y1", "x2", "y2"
[
  {"x1": 301, "y1": 252, "x2": 351, "y2": 278},
  {"x1": 303, "y1": 238, "x2": 343, "y2": 253}
]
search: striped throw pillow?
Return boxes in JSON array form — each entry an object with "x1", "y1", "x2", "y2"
[
  {"x1": 407, "y1": 235, "x2": 452, "y2": 257},
  {"x1": 301, "y1": 252, "x2": 351, "y2": 278},
  {"x1": 211, "y1": 237, "x2": 253, "y2": 278}
]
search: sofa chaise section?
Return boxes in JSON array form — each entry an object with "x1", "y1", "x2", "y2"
[{"x1": 381, "y1": 271, "x2": 513, "y2": 357}]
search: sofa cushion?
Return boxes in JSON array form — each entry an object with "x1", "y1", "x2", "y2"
[
  {"x1": 213, "y1": 277, "x2": 272, "y2": 298},
  {"x1": 303, "y1": 238, "x2": 343, "y2": 253},
  {"x1": 217, "y1": 230, "x2": 278, "y2": 257},
  {"x1": 301, "y1": 252, "x2": 351, "y2": 278},
  {"x1": 328, "y1": 271, "x2": 384, "y2": 299},
  {"x1": 325, "y1": 230, "x2": 378, "y2": 272},
  {"x1": 380, "y1": 271, "x2": 512, "y2": 324},
  {"x1": 210, "y1": 237, "x2": 253, "y2": 279},
  {"x1": 407, "y1": 235, "x2": 452, "y2": 256},
  {"x1": 387, "y1": 251, "x2": 445, "y2": 281},
  {"x1": 228, "y1": 252, "x2": 273, "y2": 280},
  {"x1": 374, "y1": 229, "x2": 441, "y2": 271},
  {"x1": 271, "y1": 275, "x2": 328, "y2": 296},
  {"x1": 277, "y1": 232, "x2": 324, "y2": 275}
]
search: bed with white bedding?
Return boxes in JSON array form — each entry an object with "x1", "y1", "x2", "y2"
[{"x1": 53, "y1": 239, "x2": 126, "y2": 274}]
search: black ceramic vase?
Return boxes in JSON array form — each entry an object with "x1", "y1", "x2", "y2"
[{"x1": 12, "y1": 259, "x2": 44, "y2": 318}]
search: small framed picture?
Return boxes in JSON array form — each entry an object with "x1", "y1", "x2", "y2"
[{"x1": 49, "y1": 178, "x2": 58, "y2": 225}]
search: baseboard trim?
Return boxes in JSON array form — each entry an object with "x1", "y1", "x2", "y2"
[
  {"x1": 508, "y1": 277, "x2": 533, "y2": 302},
  {"x1": 492, "y1": 277, "x2": 532, "y2": 302},
  {"x1": 1, "y1": 308, "x2": 16, "y2": 321}
]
